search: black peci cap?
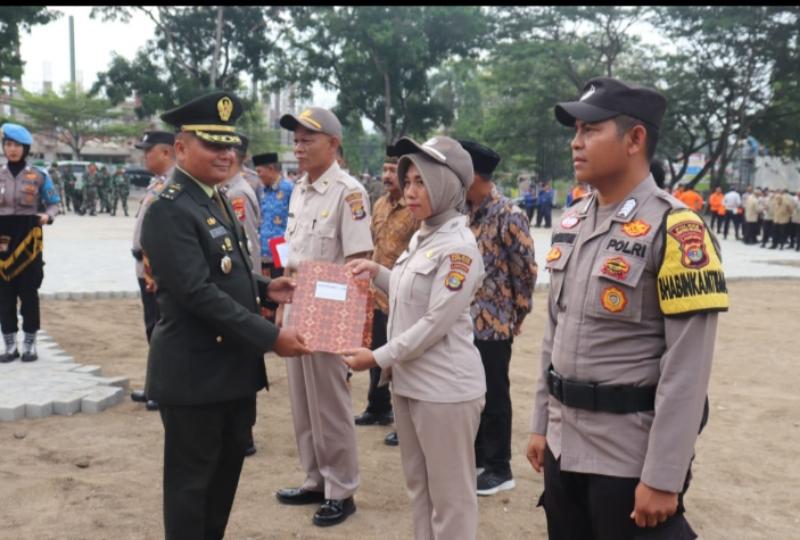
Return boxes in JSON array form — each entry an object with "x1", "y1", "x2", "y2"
[
  {"x1": 457, "y1": 139, "x2": 501, "y2": 177},
  {"x1": 555, "y1": 77, "x2": 667, "y2": 130},
  {"x1": 252, "y1": 152, "x2": 279, "y2": 167},
  {"x1": 134, "y1": 130, "x2": 175, "y2": 149},
  {"x1": 160, "y1": 91, "x2": 244, "y2": 146}
]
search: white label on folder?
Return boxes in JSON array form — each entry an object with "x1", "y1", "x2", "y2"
[
  {"x1": 276, "y1": 242, "x2": 290, "y2": 266},
  {"x1": 315, "y1": 281, "x2": 347, "y2": 302}
]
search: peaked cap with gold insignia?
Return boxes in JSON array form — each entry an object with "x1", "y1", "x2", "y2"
[{"x1": 161, "y1": 91, "x2": 244, "y2": 145}]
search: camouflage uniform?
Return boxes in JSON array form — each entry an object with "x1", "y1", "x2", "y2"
[
  {"x1": 112, "y1": 169, "x2": 130, "y2": 216},
  {"x1": 82, "y1": 170, "x2": 100, "y2": 216}
]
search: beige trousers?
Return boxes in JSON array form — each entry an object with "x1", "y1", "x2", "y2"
[
  {"x1": 394, "y1": 394, "x2": 485, "y2": 540},
  {"x1": 285, "y1": 352, "x2": 360, "y2": 500}
]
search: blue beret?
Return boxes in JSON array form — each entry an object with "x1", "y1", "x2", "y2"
[{"x1": 1, "y1": 123, "x2": 33, "y2": 146}]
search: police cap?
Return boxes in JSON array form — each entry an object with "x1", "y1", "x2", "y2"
[
  {"x1": 1, "y1": 123, "x2": 33, "y2": 146},
  {"x1": 160, "y1": 91, "x2": 244, "y2": 146},
  {"x1": 395, "y1": 136, "x2": 474, "y2": 191},
  {"x1": 458, "y1": 139, "x2": 501, "y2": 177},
  {"x1": 280, "y1": 107, "x2": 343, "y2": 139},
  {"x1": 252, "y1": 153, "x2": 279, "y2": 167},
  {"x1": 134, "y1": 130, "x2": 175, "y2": 150},
  {"x1": 555, "y1": 77, "x2": 667, "y2": 130}
]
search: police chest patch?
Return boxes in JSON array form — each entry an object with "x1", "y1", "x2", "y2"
[
  {"x1": 606, "y1": 238, "x2": 647, "y2": 258},
  {"x1": 561, "y1": 215, "x2": 579, "y2": 229},
  {"x1": 622, "y1": 219, "x2": 651, "y2": 238},
  {"x1": 657, "y1": 209, "x2": 729, "y2": 316},
  {"x1": 345, "y1": 192, "x2": 366, "y2": 220},
  {"x1": 601, "y1": 257, "x2": 630, "y2": 280},
  {"x1": 231, "y1": 197, "x2": 246, "y2": 222},
  {"x1": 546, "y1": 247, "x2": 562, "y2": 262},
  {"x1": 600, "y1": 286, "x2": 627, "y2": 313}
]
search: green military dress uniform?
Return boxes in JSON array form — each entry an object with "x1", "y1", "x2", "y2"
[
  {"x1": 111, "y1": 169, "x2": 130, "y2": 216},
  {"x1": 141, "y1": 91, "x2": 280, "y2": 540}
]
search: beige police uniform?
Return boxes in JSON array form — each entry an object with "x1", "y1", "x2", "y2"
[
  {"x1": 283, "y1": 160, "x2": 373, "y2": 500},
  {"x1": 133, "y1": 169, "x2": 173, "y2": 278},
  {"x1": 372, "y1": 215, "x2": 486, "y2": 540},
  {"x1": 532, "y1": 174, "x2": 728, "y2": 493},
  {"x1": 221, "y1": 172, "x2": 261, "y2": 271}
]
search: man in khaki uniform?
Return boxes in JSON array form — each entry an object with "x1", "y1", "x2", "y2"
[
  {"x1": 770, "y1": 188, "x2": 795, "y2": 250},
  {"x1": 221, "y1": 135, "x2": 262, "y2": 271},
  {"x1": 527, "y1": 77, "x2": 728, "y2": 540},
  {"x1": 743, "y1": 188, "x2": 761, "y2": 244},
  {"x1": 791, "y1": 191, "x2": 800, "y2": 251},
  {"x1": 276, "y1": 106, "x2": 373, "y2": 527}
]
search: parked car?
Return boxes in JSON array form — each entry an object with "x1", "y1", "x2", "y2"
[
  {"x1": 123, "y1": 166, "x2": 154, "y2": 188},
  {"x1": 56, "y1": 160, "x2": 92, "y2": 183}
]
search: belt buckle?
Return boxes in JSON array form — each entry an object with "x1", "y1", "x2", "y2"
[{"x1": 548, "y1": 368, "x2": 564, "y2": 402}]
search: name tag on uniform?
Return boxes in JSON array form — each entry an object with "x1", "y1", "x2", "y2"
[
  {"x1": 315, "y1": 281, "x2": 347, "y2": 302},
  {"x1": 209, "y1": 226, "x2": 227, "y2": 238}
]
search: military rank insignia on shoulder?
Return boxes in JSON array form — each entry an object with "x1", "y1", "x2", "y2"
[
  {"x1": 657, "y1": 208, "x2": 729, "y2": 315},
  {"x1": 159, "y1": 184, "x2": 183, "y2": 200}
]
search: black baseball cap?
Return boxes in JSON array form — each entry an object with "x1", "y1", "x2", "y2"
[
  {"x1": 555, "y1": 77, "x2": 667, "y2": 130},
  {"x1": 134, "y1": 130, "x2": 175, "y2": 150},
  {"x1": 458, "y1": 139, "x2": 501, "y2": 177}
]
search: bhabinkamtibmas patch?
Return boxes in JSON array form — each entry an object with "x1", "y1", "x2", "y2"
[{"x1": 657, "y1": 209, "x2": 729, "y2": 315}]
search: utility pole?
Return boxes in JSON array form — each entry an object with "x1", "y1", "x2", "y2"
[{"x1": 69, "y1": 16, "x2": 76, "y2": 85}]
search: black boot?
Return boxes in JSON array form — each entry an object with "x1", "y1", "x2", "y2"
[{"x1": 2, "y1": 333, "x2": 18, "y2": 362}]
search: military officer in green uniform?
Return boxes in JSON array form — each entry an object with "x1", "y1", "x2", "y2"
[
  {"x1": 48, "y1": 162, "x2": 66, "y2": 213},
  {"x1": 527, "y1": 77, "x2": 728, "y2": 540},
  {"x1": 111, "y1": 166, "x2": 130, "y2": 216},
  {"x1": 82, "y1": 163, "x2": 99, "y2": 216},
  {"x1": 140, "y1": 91, "x2": 311, "y2": 540},
  {"x1": 62, "y1": 165, "x2": 76, "y2": 213}
]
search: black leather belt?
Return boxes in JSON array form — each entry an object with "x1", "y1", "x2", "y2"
[{"x1": 547, "y1": 366, "x2": 656, "y2": 414}]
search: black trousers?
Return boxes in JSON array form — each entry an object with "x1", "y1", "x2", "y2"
[
  {"x1": 138, "y1": 278, "x2": 160, "y2": 343},
  {"x1": 0, "y1": 258, "x2": 43, "y2": 335},
  {"x1": 160, "y1": 396, "x2": 256, "y2": 540},
  {"x1": 771, "y1": 223, "x2": 788, "y2": 248},
  {"x1": 761, "y1": 220, "x2": 773, "y2": 247},
  {"x1": 743, "y1": 221, "x2": 758, "y2": 244},
  {"x1": 709, "y1": 211, "x2": 721, "y2": 233},
  {"x1": 537, "y1": 207, "x2": 552, "y2": 228},
  {"x1": 366, "y1": 309, "x2": 392, "y2": 415},
  {"x1": 474, "y1": 339, "x2": 513, "y2": 476},
  {"x1": 540, "y1": 446, "x2": 697, "y2": 540},
  {"x1": 722, "y1": 211, "x2": 741, "y2": 239}
]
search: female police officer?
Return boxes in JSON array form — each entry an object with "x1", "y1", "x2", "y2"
[
  {"x1": 342, "y1": 136, "x2": 486, "y2": 539},
  {"x1": 0, "y1": 123, "x2": 60, "y2": 362}
]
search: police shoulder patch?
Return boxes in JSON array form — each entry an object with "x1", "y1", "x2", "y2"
[
  {"x1": 345, "y1": 191, "x2": 366, "y2": 220},
  {"x1": 657, "y1": 208, "x2": 729, "y2": 316},
  {"x1": 445, "y1": 252, "x2": 472, "y2": 290}
]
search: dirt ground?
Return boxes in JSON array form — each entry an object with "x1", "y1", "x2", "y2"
[{"x1": 0, "y1": 280, "x2": 798, "y2": 539}]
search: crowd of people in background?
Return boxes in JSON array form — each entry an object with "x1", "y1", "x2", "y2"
[{"x1": 46, "y1": 162, "x2": 131, "y2": 217}]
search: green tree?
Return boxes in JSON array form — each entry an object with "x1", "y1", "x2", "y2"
[
  {"x1": 90, "y1": 6, "x2": 293, "y2": 117},
  {"x1": 11, "y1": 84, "x2": 145, "y2": 158},
  {"x1": 286, "y1": 6, "x2": 491, "y2": 144},
  {"x1": 0, "y1": 7, "x2": 59, "y2": 82}
]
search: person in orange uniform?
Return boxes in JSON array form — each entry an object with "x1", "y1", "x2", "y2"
[
  {"x1": 677, "y1": 185, "x2": 704, "y2": 213},
  {"x1": 708, "y1": 187, "x2": 724, "y2": 233}
]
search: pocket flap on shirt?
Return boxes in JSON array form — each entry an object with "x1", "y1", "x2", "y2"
[{"x1": 409, "y1": 257, "x2": 438, "y2": 275}]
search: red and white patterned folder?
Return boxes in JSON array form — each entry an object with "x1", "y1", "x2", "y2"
[{"x1": 286, "y1": 260, "x2": 374, "y2": 354}]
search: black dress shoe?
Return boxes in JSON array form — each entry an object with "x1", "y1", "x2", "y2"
[
  {"x1": 354, "y1": 410, "x2": 394, "y2": 426},
  {"x1": 1, "y1": 351, "x2": 18, "y2": 363},
  {"x1": 313, "y1": 497, "x2": 356, "y2": 527},
  {"x1": 384, "y1": 431, "x2": 399, "y2": 446},
  {"x1": 244, "y1": 443, "x2": 257, "y2": 457},
  {"x1": 131, "y1": 390, "x2": 147, "y2": 403},
  {"x1": 276, "y1": 487, "x2": 326, "y2": 506},
  {"x1": 145, "y1": 399, "x2": 159, "y2": 411},
  {"x1": 21, "y1": 352, "x2": 37, "y2": 362}
]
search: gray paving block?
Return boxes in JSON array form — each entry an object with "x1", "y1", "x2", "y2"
[
  {"x1": 81, "y1": 386, "x2": 123, "y2": 414},
  {"x1": 101, "y1": 376, "x2": 129, "y2": 390},
  {"x1": 73, "y1": 365, "x2": 102, "y2": 376},
  {"x1": 26, "y1": 400, "x2": 54, "y2": 419},
  {"x1": 53, "y1": 394, "x2": 84, "y2": 416},
  {"x1": 0, "y1": 403, "x2": 26, "y2": 422}
]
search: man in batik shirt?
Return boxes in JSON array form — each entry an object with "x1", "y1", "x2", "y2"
[{"x1": 461, "y1": 139, "x2": 537, "y2": 496}]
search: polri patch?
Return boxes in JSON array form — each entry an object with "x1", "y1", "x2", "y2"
[
  {"x1": 667, "y1": 220, "x2": 708, "y2": 269},
  {"x1": 601, "y1": 286, "x2": 627, "y2": 313},
  {"x1": 622, "y1": 219, "x2": 651, "y2": 238},
  {"x1": 345, "y1": 192, "x2": 366, "y2": 220},
  {"x1": 546, "y1": 247, "x2": 562, "y2": 262},
  {"x1": 601, "y1": 257, "x2": 630, "y2": 280},
  {"x1": 445, "y1": 271, "x2": 466, "y2": 291}
]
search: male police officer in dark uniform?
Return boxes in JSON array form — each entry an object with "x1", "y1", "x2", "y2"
[
  {"x1": 527, "y1": 77, "x2": 728, "y2": 540},
  {"x1": 141, "y1": 91, "x2": 310, "y2": 540}
]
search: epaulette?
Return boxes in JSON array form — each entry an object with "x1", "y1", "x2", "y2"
[{"x1": 159, "y1": 183, "x2": 183, "y2": 200}]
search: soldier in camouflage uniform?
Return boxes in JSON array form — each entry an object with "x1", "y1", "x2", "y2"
[
  {"x1": 82, "y1": 163, "x2": 100, "y2": 216},
  {"x1": 98, "y1": 165, "x2": 113, "y2": 213},
  {"x1": 48, "y1": 162, "x2": 66, "y2": 213},
  {"x1": 111, "y1": 167, "x2": 130, "y2": 216}
]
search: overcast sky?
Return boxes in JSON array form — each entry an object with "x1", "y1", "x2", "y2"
[{"x1": 19, "y1": 6, "x2": 336, "y2": 107}]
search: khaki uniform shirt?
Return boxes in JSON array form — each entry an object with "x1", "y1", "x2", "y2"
[
  {"x1": 133, "y1": 168, "x2": 173, "y2": 279},
  {"x1": 370, "y1": 193, "x2": 420, "y2": 313},
  {"x1": 793, "y1": 195, "x2": 800, "y2": 223},
  {"x1": 284, "y1": 161, "x2": 373, "y2": 270},
  {"x1": 221, "y1": 172, "x2": 261, "y2": 272},
  {"x1": 531, "y1": 175, "x2": 722, "y2": 493},
  {"x1": 373, "y1": 216, "x2": 486, "y2": 403},
  {"x1": 774, "y1": 193, "x2": 796, "y2": 225},
  {"x1": 744, "y1": 193, "x2": 760, "y2": 222}
]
